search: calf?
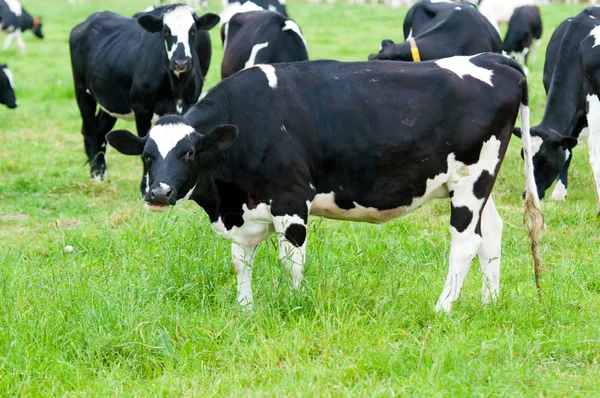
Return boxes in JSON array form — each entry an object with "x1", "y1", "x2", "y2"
[
  {"x1": 221, "y1": 10, "x2": 307, "y2": 78},
  {"x1": 107, "y1": 54, "x2": 543, "y2": 313},
  {"x1": 580, "y1": 26, "x2": 600, "y2": 215},
  {"x1": 69, "y1": 6, "x2": 219, "y2": 190},
  {"x1": 0, "y1": 0, "x2": 43, "y2": 54},
  {"x1": 503, "y1": 6, "x2": 542, "y2": 73},
  {"x1": 220, "y1": 0, "x2": 288, "y2": 24},
  {"x1": 134, "y1": 5, "x2": 213, "y2": 79},
  {"x1": 369, "y1": 2, "x2": 502, "y2": 61},
  {"x1": 513, "y1": 7, "x2": 600, "y2": 201},
  {"x1": 0, "y1": 63, "x2": 16, "y2": 108}
]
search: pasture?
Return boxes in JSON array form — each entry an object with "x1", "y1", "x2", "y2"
[{"x1": 1, "y1": 0, "x2": 600, "y2": 395}]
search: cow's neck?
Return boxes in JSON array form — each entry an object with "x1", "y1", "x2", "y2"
[
  {"x1": 20, "y1": 10, "x2": 34, "y2": 31},
  {"x1": 538, "y1": 69, "x2": 585, "y2": 138},
  {"x1": 166, "y1": 64, "x2": 201, "y2": 114}
]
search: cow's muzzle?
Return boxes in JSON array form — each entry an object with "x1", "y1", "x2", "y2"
[
  {"x1": 172, "y1": 59, "x2": 191, "y2": 74},
  {"x1": 145, "y1": 185, "x2": 175, "y2": 212}
]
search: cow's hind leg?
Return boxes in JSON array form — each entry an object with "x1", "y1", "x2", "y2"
[
  {"x1": 94, "y1": 110, "x2": 117, "y2": 181},
  {"x1": 478, "y1": 197, "x2": 503, "y2": 304},
  {"x1": 2, "y1": 31, "x2": 16, "y2": 51},
  {"x1": 271, "y1": 202, "x2": 310, "y2": 290},
  {"x1": 74, "y1": 82, "x2": 105, "y2": 182}
]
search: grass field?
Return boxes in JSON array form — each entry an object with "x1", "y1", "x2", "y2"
[{"x1": 1, "y1": 0, "x2": 600, "y2": 395}]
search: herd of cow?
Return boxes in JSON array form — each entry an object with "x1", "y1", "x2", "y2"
[{"x1": 1, "y1": 0, "x2": 600, "y2": 312}]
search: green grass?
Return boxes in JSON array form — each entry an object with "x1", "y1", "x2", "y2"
[{"x1": 1, "y1": 0, "x2": 600, "y2": 395}]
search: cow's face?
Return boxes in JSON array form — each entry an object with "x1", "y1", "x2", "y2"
[
  {"x1": 138, "y1": 7, "x2": 219, "y2": 75},
  {"x1": 32, "y1": 18, "x2": 43, "y2": 39},
  {"x1": 0, "y1": 65, "x2": 17, "y2": 109},
  {"x1": 106, "y1": 116, "x2": 237, "y2": 211},
  {"x1": 514, "y1": 126, "x2": 577, "y2": 199},
  {"x1": 368, "y1": 40, "x2": 407, "y2": 61}
]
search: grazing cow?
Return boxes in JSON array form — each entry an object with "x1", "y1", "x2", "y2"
[
  {"x1": 503, "y1": 6, "x2": 542, "y2": 73},
  {"x1": 369, "y1": 2, "x2": 502, "y2": 61},
  {"x1": 134, "y1": 5, "x2": 213, "y2": 79},
  {"x1": 513, "y1": 7, "x2": 600, "y2": 201},
  {"x1": 220, "y1": 0, "x2": 288, "y2": 24},
  {"x1": 0, "y1": 63, "x2": 16, "y2": 108},
  {"x1": 221, "y1": 10, "x2": 308, "y2": 78},
  {"x1": 0, "y1": 0, "x2": 43, "y2": 54},
  {"x1": 107, "y1": 54, "x2": 543, "y2": 313},
  {"x1": 478, "y1": 0, "x2": 535, "y2": 33},
  {"x1": 69, "y1": 6, "x2": 219, "y2": 189},
  {"x1": 580, "y1": 26, "x2": 600, "y2": 215}
]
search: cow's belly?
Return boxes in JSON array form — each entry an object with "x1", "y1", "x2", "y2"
[
  {"x1": 310, "y1": 180, "x2": 450, "y2": 224},
  {"x1": 97, "y1": 102, "x2": 135, "y2": 121},
  {"x1": 211, "y1": 203, "x2": 274, "y2": 245}
]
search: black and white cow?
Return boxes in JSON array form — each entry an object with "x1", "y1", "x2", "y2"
[
  {"x1": 69, "y1": 6, "x2": 219, "y2": 189},
  {"x1": 0, "y1": 0, "x2": 43, "y2": 54},
  {"x1": 106, "y1": 54, "x2": 543, "y2": 313},
  {"x1": 402, "y1": 0, "x2": 477, "y2": 40},
  {"x1": 0, "y1": 63, "x2": 16, "y2": 108},
  {"x1": 513, "y1": 7, "x2": 600, "y2": 201},
  {"x1": 369, "y1": 1, "x2": 502, "y2": 62},
  {"x1": 503, "y1": 6, "x2": 542, "y2": 73},
  {"x1": 220, "y1": 0, "x2": 288, "y2": 24},
  {"x1": 134, "y1": 5, "x2": 213, "y2": 79},
  {"x1": 580, "y1": 26, "x2": 600, "y2": 215},
  {"x1": 221, "y1": 10, "x2": 307, "y2": 79}
]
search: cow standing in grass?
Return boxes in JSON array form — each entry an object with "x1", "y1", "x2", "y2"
[
  {"x1": 69, "y1": 5, "x2": 219, "y2": 191},
  {"x1": 369, "y1": 1, "x2": 502, "y2": 62},
  {"x1": 221, "y1": 10, "x2": 308, "y2": 78},
  {"x1": 513, "y1": 7, "x2": 600, "y2": 202},
  {"x1": 0, "y1": 0, "x2": 43, "y2": 54},
  {"x1": 107, "y1": 54, "x2": 543, "y2": 313},
  {"x1": 503, "y1": 6, "x2": 542, "y2": 74}
]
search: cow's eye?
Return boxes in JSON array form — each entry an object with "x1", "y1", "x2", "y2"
[
  {"x1": 164, "y1": 30, "x2": 171, "y2": 38},
  {"x1": 184, "y1": 150, "x2": 194, "y2": 160},
  {"x1": 190, "y1": 29, "x2": 195, "y2": 38},
  {"x1": 143, "y1": 153, "x2": 152, "y2": 163}
]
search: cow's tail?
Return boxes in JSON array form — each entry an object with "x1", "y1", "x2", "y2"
[{"x1": 519, "y1": 77, "x2": 544, "y2": 300}]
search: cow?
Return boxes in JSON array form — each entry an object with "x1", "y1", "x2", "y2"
[
  {"x1": 0, "y1": 63, "x2": 16, "y2": 108},
  {"x1": 478, "y1": 0, "x2": 535, "y2": 33},
  {"x1": 503, "y1": 5, "x2": 542, "y2": 74},
  {"x1": 513, "y1": 7, "x2": 600, "y2": 201},
  {"x1": 0, "y1": 0, "x2": 43, "y2": 54},
  {"x1": 154, "y1": 0, "x2": 207, "y2": 8},
  {"x1": 69, "y1": 6, "x2": 219, "y2": 191},
  {"x1": 106, "y1": 54, "x2": 543, "y2": 313},
  {"x1": 402, "y1": 0, "x2": 477, "y2": 40},
  {"x1": 220, "y1": 0, "x2": 287, "y2": 24},
  {"x1": 221, "y1": 10, "x2": 308, "y2": 79},
  {"x1": 133, "y1": 5, "x2": 213, "y2": 80},
  {"x1": 369, "y1": 1, "x2": 502, "y2": 62},
  {"x1": 580, "y1": 25, "x2": 600, "y2": 215}
]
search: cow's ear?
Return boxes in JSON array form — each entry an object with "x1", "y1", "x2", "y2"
[
  {"x1": 138, "y1": 14, "x2": 164, "y2": 33},
  {"x1": 512, "y1": 127, "x2": 522, "y2": 139},
  {"x1": 195, "y1": 13, "x2": 220, "y2": 31},
  {"x1": 107, "y1": 130, "x2": 146, "y2": 156},
  {"x1": 559, "y1": 136, "x2": 577, "y2": 150},
  {"x1": 382, "y1": 39, "x2": 394, "y2": 48},
  {"x1": 197, "y1": 125, "x2": 238, "y2": 152}
]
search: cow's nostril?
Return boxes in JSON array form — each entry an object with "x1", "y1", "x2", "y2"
[{"x1": 165, "y1": 188, "x2": 172, "y2": 198}]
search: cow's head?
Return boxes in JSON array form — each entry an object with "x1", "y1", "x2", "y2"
[
  {"x1": 32, "y1": 17, "x2": 43, "y2": 39},
  {"x1": 513, "y1": 126, "x2": 577, "y2": 199},
  {"x1": 0, "y1": 65, "x2": 17, "y2": 109},
  {"x1": 106, "y1": 115, "x2": 238, "y2": 211},
  {"x1": 137, "y1": 6, "x2": 219, "y2": 75},
  {"x1": 368, "y1": 40, "x2": 407, "y2": 61}
]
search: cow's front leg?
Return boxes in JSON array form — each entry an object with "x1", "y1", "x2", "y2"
[
  {"x1": 2, "y1": 31, "x2": 15, "y2": 51},
  {"x1": 232, "y1": 242, "x2": 257, "y2": 310},
  {"x1": 15, "y1": 30, "x2": 25, "y2": 54},
  {"x1": 134, "y1": 109, "x2": 153, "y2": 196},
  {"x1": 550, "y1": 150, "x2": 572, "y2": 201},
  {"x1": 272, "y1": 209, "x2": 309, "y2": 289}
]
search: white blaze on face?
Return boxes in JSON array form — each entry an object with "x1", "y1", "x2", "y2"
[
  {"x1": 2, "y1": 67, "x2": 15, "y2": 89},
  {"x1": 149, "y1": 123, "x2": 195, "y2": 158},
  {"x1": 530, "y1": 135, "x2": 543, "y2": 157},
  {"x1": 163, "y1": 6, "x2": 195, "y2": 60},
  {"x1": 435, "y1": 55, "x2": 494, "y2": 86},
  {"x1": 282, "y1": 20, "x2": 307, "y2": 48}
]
